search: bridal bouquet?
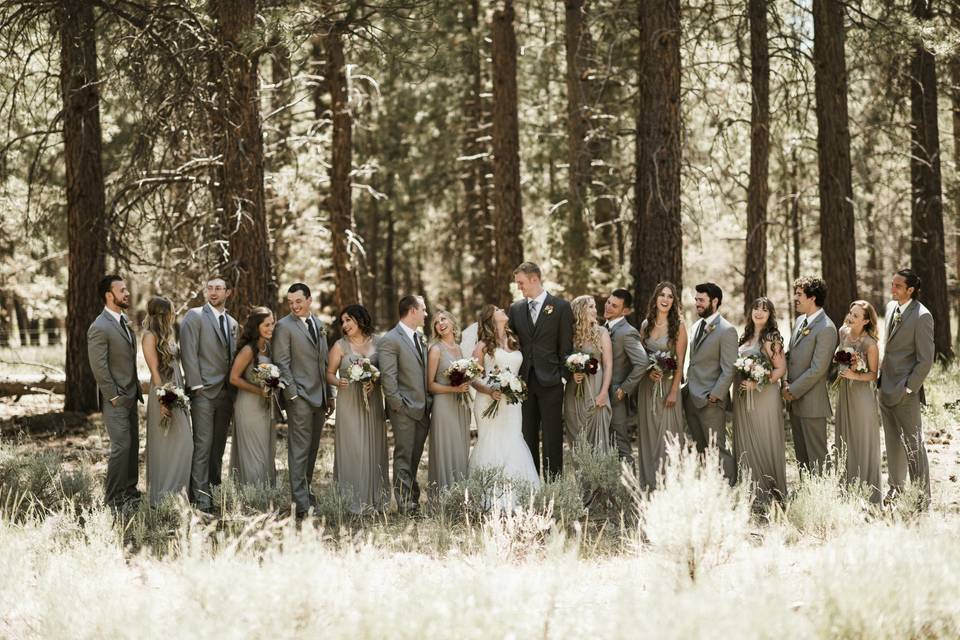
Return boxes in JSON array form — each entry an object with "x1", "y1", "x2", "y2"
[
  {"x1": 347, "y1": 357, "x2": 381, "y2": 411},
  {"x1": 832, "y1": 347, "x2": 868, "y2": 388},
  {"x1": 481, "y1": 366, "x2": 528, "y2": 419},
  {"x1": 444, "y1": 357, "x2": 484, "y2": 408},
  {"x1": 565, "y1": 352, "x2": 600, "y2": 398},
  {"x1": 734, "y1": 352, "x2": 772, "y2": 411},
  {"x1": 155, "y1": 383, "x2": 188, "y2": 432},
  {"x1": 647, "y1": 350, "x2": 678, "y2": 400}
]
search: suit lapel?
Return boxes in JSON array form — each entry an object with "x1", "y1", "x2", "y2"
[
  {"x1": 693, "y1": 316, "x2": 717, "y2": 354},
  {"x1": 103, "y1": 311, "x2": 134, "y2": 351},
  {"x1": 396, "y1": 324, "x2": 422, "y2": 364},
  {"x1": 203, "y1": 304, "x2": 227, "y2": 347},
  {"x1": 888, "y1": 301, "x2": 915, "y2": 343},
  {"x1": 532, "y1": 294, "x2": 551, "y2": 337}
]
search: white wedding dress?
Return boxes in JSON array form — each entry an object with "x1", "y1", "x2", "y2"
[{"x1": 468, "y1": 348, "x2": 541, "y2": 506}]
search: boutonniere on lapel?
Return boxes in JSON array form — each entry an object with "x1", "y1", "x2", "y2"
[
  {"x1": 802, "y1": 327, "x2": 811, "y2": 337},
  {"x1": 543, "y1": 304, "x2": 555, "y2": 316},
  {"x1": 704, "y1": 323, "x2": 716, "y2": 337},
  {"x1": 318, "y1": 322, "x2": 329, "y2": 338},
  {"x1": 419, "y1": 333, "x2": 427, "y2": 346}
]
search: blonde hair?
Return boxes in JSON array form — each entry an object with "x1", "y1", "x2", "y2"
[
  {"x1": 431, "y1": 310, "x2": 461, "y2": 344},
  {"x1": 849, "y1": 300, "x2": 880, "y2": 342},
  {"x1": 144, "y1": 297, "x2": 175, "y2": 380},
  {"x1": 571, "y1": 295, "x2": 602, "y2": 353}
]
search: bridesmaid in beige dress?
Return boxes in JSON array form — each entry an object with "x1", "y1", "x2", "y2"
[
  {"x1": 732, "y1": 297, "x2": 787, "y2": 505},
  {"x1": 563, "y1": 295, "x2": 613, "y2": 453},
  {"x1": 142, "y1": 297, "x2": 194, "y2": 507},
  {"x1": 427, "y1": 311, "x2": 473, "y2": 493},
  {"x1": 327, "y1": 304, "x2": 389, "y2": 514},
  {"x1": 834, "y1": 300, "x2": 882, "y2": 504},
  {"x1": 636, "y1": 282, "x2": 688, "y2": 491},
  {"x1": 229, "y1": 307, "x2": 278, "y2": 488}
]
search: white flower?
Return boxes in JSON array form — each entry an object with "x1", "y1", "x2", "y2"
[{"x1": 348, "y1": 364, "x2": 365, "y2": 381}]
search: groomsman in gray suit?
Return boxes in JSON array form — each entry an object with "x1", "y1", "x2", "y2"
[
  {"x1": 879, "y1": 268, "x2": 934, "y2": 504},
  {"x1": 87, "y1": 275, "x2": 143, "y2": 508},
  {"x1": 682, "y1": 283, "x2": 738, "y2": 482},
  {"x1": 379, "y1": 295, "x2": 431, "y2": 512},
  {"x1": 603, "y1": 288, "x2": 649, "y2": 464},
  {"x1": 181, "y1": 277, "x2": 238, "y2": 511},
  {"x1": 782, "y1": 276, "x2": 838, "y2": 474},
  {"x1": 273, "y1": 283, "x2": 335, "y2": 517}
]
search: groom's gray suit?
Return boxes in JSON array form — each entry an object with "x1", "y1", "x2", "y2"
[
  {"x1": 606, "y1": 317, "x2": 649, "y2": 463},
  {"x1": 88, "y1": 308, "x2": 143, "y2": 506},
  {"x1": 180, "y1": 303, "x2": 238, "y2": 508},
  {"x1": 682, "y1": 314, "x2": 738, "y2": 481},
  {"x1": 786, "y1": 308, "x2": 838, "y2": 473},
  {"x1": 273, "y1": 312, "x2": 333, "y2": 515},
  {"x1": 879, "y1": 298, "x2": 934, "y2": 500},
  {"x1": 379, "y1": 323, "x2": 431, "y2": 509}
]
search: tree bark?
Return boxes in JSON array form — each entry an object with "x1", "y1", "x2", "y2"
[
  {"x1": 632, "y1": 0, "x2": 682, "y2": 314},
  {"x1": 563, "y1": 0, "x2": 591, "y2": 296},
  {"x1": 490, "y1": 0, "x2": 524, "y2": 308},
  {"x1": 744, "y1": 0, "x2": 769, "y2": 316},
  {"x1": 949, "y1": 3, "x2": 960, "y2": 352},
  {"x1": 214, "y1": 0, "x2": 274, "y2": 316},
  {"x1": 323, "y1": 24, "x2": 361, "y2": 310},
  {"x1": 59, "y1": 0, "x2": 107, "y2": 413},
  {"x1": 909, "y1": 0, "x2": 953, "y2": 361},
  {"x1": 812, "y1": 0, "x2": 857, "y2": 326},
  {"x1": 266, "y1": 36, "x2": 293, "y2": 294}
]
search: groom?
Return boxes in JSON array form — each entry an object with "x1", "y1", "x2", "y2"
[
  {"x1": 508, "y1": 262, "x2": 573, "y2": 478},
  {"x1": 380, "y1": 295, "x2": 431, "y2": 512}
]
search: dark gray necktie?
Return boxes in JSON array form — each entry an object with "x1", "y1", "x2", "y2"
[
  {"x1": 414, "y1": 331, "x2": 423, "y2": 361},
  {"x1": 119, "y1": 315, "x2": 133, "y2": 346},
  {"x1": 307, "y1": 318, "x2": 318, "y2": 345},
  {"x1": 694, "y1": 320, "x2": 706, "y2": 347},
  {"x1": 219, "y1": 315, "x2": 230, "y2": 357}
]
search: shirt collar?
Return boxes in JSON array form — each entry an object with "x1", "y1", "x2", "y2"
[
  {"x1": 897, "y1": 299, "x2": 912, "y2": 314},
  {"x1": 104, "y1": 307, "x2": 125, "y2": 325},
  {"x1": 206, "y1": 303, "x2": 226, "y2": 320},
  {"x1": 699, "y1": 311, "x2": 720, "y2": 329},
  {"x1": 399, "y1": 322, "x2": 418, "y2": 342},
  {"x1": 528, "y1": 290, "x2": 548, "y2": 308},
  {"x1": 802, "y1": 307, "x2": 824, "y2": 324},
  {"x1": 607, "y1": 316, "x2": 625, "y2": 329},
  {"x1": 298, "y1": 314, "x2": 313, "y2": 326}
]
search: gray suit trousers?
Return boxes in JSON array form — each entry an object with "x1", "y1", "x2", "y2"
[
  {"x1": 684, "y1": 390, "x2": 735, "y2": 482},
  {"x1": 789, "y1": 411, "x2": 828, "y2": 474},
  {"x1": 190, "y1": 388, "x2": 234, "y2": 507},
  {"x1": 609, "y1": 398, "x2": 635, "y2": 464},
  {"x1": 880, "y1": 393, "x2": 930, "y2": 499},
  {"x1": 390, "y1": 408, "x2": 429, "y2": 509},
  {"x1": 102, "y1": 399, "x2": 140, "y2": 506},
  {"x1": 287, "y1": 398, "x2": 325, "y2": 513}
]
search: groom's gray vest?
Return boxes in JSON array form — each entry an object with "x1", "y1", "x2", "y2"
[{"x1": 879, "y1": 299, "x2": 934, "y2": 407}]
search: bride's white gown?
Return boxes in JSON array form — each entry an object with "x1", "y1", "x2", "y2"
[{"x1": 468, "y1": 348, "x2": 541, "y2": 491}]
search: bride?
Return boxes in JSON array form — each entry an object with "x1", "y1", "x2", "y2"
[{"x1": 468, "y1": 305, "x2": 541, "y2": 502}]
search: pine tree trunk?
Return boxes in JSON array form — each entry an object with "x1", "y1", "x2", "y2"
[
  {"x1": 632, "y1": 0, "x2": 682, "y2": 313},
  {"x1": 744, "y1": 0, "x2": 769, "y2": 316},
  {"x1": 266, "y1": 37, "x2": 293, "y2": 292},
  {"x1": 812, "y1": 0, "x2": 857, "y2": 326},
  {"x1": 323, "y1": 24, "x2": 361, "y2": 310},
  {"x1": 214, "y1": 0, "x2": 274, "y2": 315},
  {"x1": 490, "y1": 0, "x2": 524, "y2": 308},
  {"x1": 910, "y1": 0, "x2": 953, "y2": 361},
  {"x1": 949, "y1": 4, "x2": 960, "y2": 351},
  {"x1": 563, "y1": 0, "x2": 591, "y2": 296},
  {"x1": 59, "y1": 0, "x2": 107, "y2": 413}
]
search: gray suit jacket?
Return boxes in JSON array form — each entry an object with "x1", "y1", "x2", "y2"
[
  {"x1": 272, "y1": 313, "x2": 334, "y2": 409},
  {"x1": 87, "y1": 309, "x2": 142, "y2": 408},
  {"x1": 879, "y1": 299, "x2": 934, "y2": 407},
  {"x1": 180, "y1": 303, "x2": 238, "y2": 400},
  {"x1": 379, "y1": 323, "x2": 431, "y2": 420},
  {"x1": 607, "y1": 318, "x2": 649, "y2": 420},
  {"x1": 786, "y1": 309, "x2": 838, "y2": 418},
  {"x1": 683, "y1": 314, "x2": 738, "y2": 409}
]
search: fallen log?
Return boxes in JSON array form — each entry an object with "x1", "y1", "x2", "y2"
[{"x1": 0, "y1": 376, "x2": 149, "y2": 399}]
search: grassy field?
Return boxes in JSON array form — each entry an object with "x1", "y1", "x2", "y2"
[{"x1": 1, "y1": 348, "x2": 959, "y2": 638}]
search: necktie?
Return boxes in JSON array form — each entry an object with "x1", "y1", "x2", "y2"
[
  {"x1": 219, "y1": 315, "x2": 230, "y2": 357},
  {"x1": 529, "y1": 299, "x2": 539, "y2": 325},
  {"x1": 414, "y1": 331, "x2": 423, "y2": 361},
  {"x1": 794, "y1": 317, "x2": 808, "y2": 344},
  {"x1": 119, "y1": 315, "x2": 133, "y2": 346},
  {"x1": 694, "y1": 320, "x2": 706, "y2": 347},
  {"x1": 307, "y1": 318, "x2": 318, "y2": 345},
  {"x1": 889, "y1": 306, "x2": 902, "y2": 342}
]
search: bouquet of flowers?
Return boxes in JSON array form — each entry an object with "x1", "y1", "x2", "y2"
[
  {"x1": 480, "y1": 366, "x2": 528, "y2": 419},
  {"x1": 832, "y1": 347, "x2": 869, "y2": 388},
  {"x1": 647, "y1": 350, "x2": 678, "y2": 400},
  {"x1": 444, "y1": 357, "x2": 484, "y2": 408},
  {"x1": 734, "y1": 352, "x2": 773, "y2": 411},
  {"x1": 347, "y1": 357, "x2": 381, "y2": 411},
  {"x1": 154, "y1": 383, "x2": 189, "y2": 432},
  {"x1": 565, "y1": 352, "x2": 600, "y2": 398}
]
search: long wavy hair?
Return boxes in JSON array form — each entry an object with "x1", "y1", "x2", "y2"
[
  {"x1": 144, "y1": 297, "x2": 175, "y2": 379},
  {"x1": 641, "y1": 281, "x2": 682, "y2": 348},
  {"x1": 740, "y1": 297, "x2": 783, "y2": 355},
  {"x1": 571, "y1": 295, "x2": 602, "y2": 353},
  {"x1": 477, "y1": 304, "x2": 519, "y2": 359},
  {"x1": 431, "y1": 310, "x2": 461, "y2": 345},
  {"x1": 849, "y1": 300, "x2": 880, "y2": 342},
  {"x1": 237, "y1": 306, "x2": 273, "y2": 355}
]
